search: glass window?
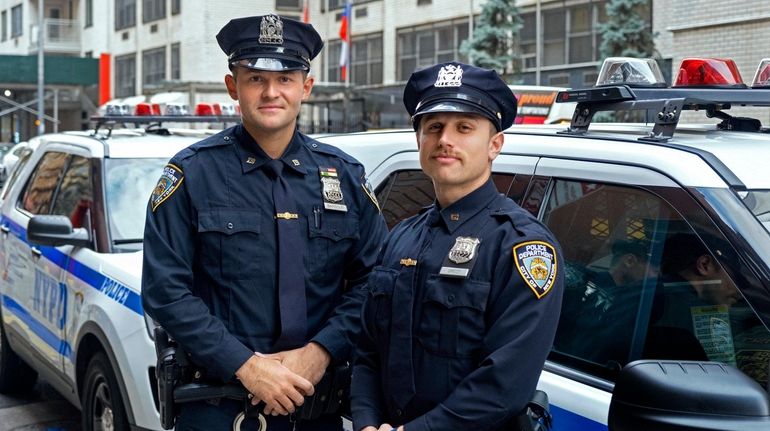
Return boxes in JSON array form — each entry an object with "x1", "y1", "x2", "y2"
[
  {"x1": 171, "y1": 0, "x2": 181, "y2": 15},
  {"x1": 85, "y1": 0, "x2": 93, "y2": 28},
  {"x1": 545, "y1": 179, "x2": 770, "y2": 388},
  {"x1": 171, "y1": 43, "x2": 180, "y2": 80},
  {"x1": 351, "y1": 33, "x2": 383, "y2": 85},
  {"x1": 396, "y1": 18, "x2": 471, "y2": 81},
  {"x1": 142, "y1": 46, "x2": 166, "y2": 89},
  {"x1": 51, "y1": 156, "x2": 92, "y2": 229},
  {"x1": 326, "y1": 40, "x2": 342, "y2": 82},
  {"x1": 21, "y1": 152, "x2": 70, "y2": 215},
  {"x1": 742, "y1": 190, "x2": 770, "y2": 233},
  {"x1": 115, "y1": 53, "x2": 136, "y2": 97},
  {"x1": 10, "y1": 4, "x2": 22, "y2": 37},
  {"x1": 115, "y1": 0, "x2": 136, "y2": 30},
  {"x1": 542, "y1": 10, "x2": 565, "y2": 67},
  {"x1": 105, "y1": 158, "x2": 168, "y2": 250},
  {"x1": 2, "y1": 10, "x2": 7, "y2": 41},
  {"x1": 276, "y1": 0, "x2": 302, "y2": 10},
  {"x1": 142, "y1": 0, "x2": 165, "y2": 23}
]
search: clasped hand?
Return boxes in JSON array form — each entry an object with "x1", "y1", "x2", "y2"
[{"x1": 235, "y1": 342, "x2": 331, "y2": 416}]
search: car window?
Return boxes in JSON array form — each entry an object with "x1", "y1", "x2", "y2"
[
  {"x1": 742, "y1": 190, "x2": 770, "y2": 233},
  {"x1": 1, "y1": 150, "x2": 32, "y2": 201},
  {"x1": 51, "y1": 155, "x2": 93, "y2": 230},
  {"x1": 20, "y1": 151, "x2": 70, "y2": 215},
  {"x1": 375, "y1": 170, "x2": 527, "y2": 229},
  {"x1": 104, "y1": 158, "x2": 168, "y2": 248},
  {"x1": 544, "y1": 179, "x2": 770, "y2": 388}
]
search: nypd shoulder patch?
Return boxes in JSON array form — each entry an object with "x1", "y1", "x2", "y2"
[
  {"x1": 361, "y1": 180, "x2": 381, "y2": 212},
  {"x1": 151, "y1": 164, "x2": 184, "y2": 212},
  {"x1": 513, "y1": 240, "x2": 557, "y2": 299}
]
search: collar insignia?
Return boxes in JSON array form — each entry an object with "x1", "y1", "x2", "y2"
[
  {"x1": 259, "y1": 14, "x2": 284, "y2": 45},
  {"x1": 434, "y1": 64, "x2": 463, "y2": 87},
  {"x1": 448, "y1": 236, "x2": 480, "y2": 264}
]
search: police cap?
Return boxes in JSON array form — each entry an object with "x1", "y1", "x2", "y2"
[
  {"x1": 403, "y1": 62, "x2": 518, "y2": 132},
  {"x1": 216, "y1": 14, "x2": 323, "y2": 72}
]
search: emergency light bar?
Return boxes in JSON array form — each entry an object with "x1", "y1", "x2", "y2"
[
  {"x1": 674, "y1": 58, "x2": 747, "y2": 88},
  {"x1": 752, "y1": 59, "x2": 770, "y2": 88}
]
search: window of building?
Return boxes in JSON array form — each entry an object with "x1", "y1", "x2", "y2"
[
  {"x1": 171, "y1": 0, "x2": 181, "y2": 15},
  {"x1": 547, "y1": 73, "x2": 569, "y2": 87},
  {"x1": 326, "y1": 40, "x2": 342, "y2": 82},
  {"x1": 143, "y1": 0, "x2": 165, "y2": 23},
  {"x1": 329, "y1": 0, "x2": 362, "y2": 9},
  {"x1": 21, "y1": 152, "x2": 70, "y2": 215},
  {"x1": 171, "y1": 43, "x2": 180, "y2": 80},
  {"x1": 519, "y1": 13, "x2": 536, "y2": 70},
  {"x1": 351, "y1": 33, "x2": 382, "y2": 85},
  {"x1": 115, "y1": 0, "x2": 136, "y2": 30},
  {"x1": 85, "y1": 0, "x2": 93, "y2": 28},
  {"x1": 417, "y1": 0, "x2": 432, "y2": 5},
  {"x1": 10, "y1": 4, "x2": 22, "y2": 38},
  {"x1": 276, "y1": 0, "x2": 302, "y2": 10},
  {"x1": 542, "y1": 9, "x2": 565, "y2": 67},
  {"x1": 396, "y1": 18, "x2": 469, "y2": 81},
  {"x1": 1, "y1": 10, "x2": 7, "y2": 41},
  {"x1": 115, "y1": 53, "x2": 136, "y2": 97},
  {"x1": 569, "y1": 4, "x2": 592, "y2": 63},
  {"x1": 142, "y1": 46, "x2": 166, "y2": 88}
]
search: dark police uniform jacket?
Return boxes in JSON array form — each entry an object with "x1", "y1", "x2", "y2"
[
  {"x1": 142, "y1": 124, "x2": 387, "y2": 381},
  {"x1": 352, "y1": 179, "x2": 564, "y2": 431}
]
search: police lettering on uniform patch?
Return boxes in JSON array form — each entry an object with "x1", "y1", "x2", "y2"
[
  {"x1": 151, "y1": 164, "x2": 184, "y2": 212},
  {"x1": 320, "y1": 168, "x2": 347, "y2": 211},
  {"x1": 448, "y1": 236, "x2": 480, "y2": 264},
  {"x1": 434, "y1": 64, "x2": 463, "y2": 87},
  {"x1": 259, "y1": 14, "x2": 284, "y2": 44},
  {"x1": 513, "y1": 240, "x2": 558, "y2": 299}
]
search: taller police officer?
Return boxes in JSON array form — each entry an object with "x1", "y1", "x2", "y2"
[
  {"x1": 351, "y1": 62, "x2": 564, "y2": 431},
  {"x1": 142, "y1": 14, "x2": 387, "y2": 431}
]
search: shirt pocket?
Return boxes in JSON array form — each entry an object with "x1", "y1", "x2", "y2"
[
  {"x1": 417, "y1": 274, "x2": 491, "y2": 358},
  {"x1": 307, "y1": 209, "x2": 360, "y2": 281},
  {"x1": 197, "y1": 208, "x2": 262, "y2": 280},
  {"x1": 366, "y1": 267, "x2": 399, "y2": 337}
]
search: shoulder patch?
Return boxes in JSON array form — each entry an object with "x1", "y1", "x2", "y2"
[
  {"x1": 361, "y1": 179, "x2": 381, "y2": 212},
  {"x1": 513, "y1": 240, "x2": 558, "y2": 299},
  {"x1": 151, "y1": 164, "x2": 184, "y2": 212}
]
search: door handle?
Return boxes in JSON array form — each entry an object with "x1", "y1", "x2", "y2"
[
  {"x1": 0, "y1": 225, "x2": 9, "y2": 235},
  {"x1": 31, "y1": 247, "x2": 42, "y2": 257}
]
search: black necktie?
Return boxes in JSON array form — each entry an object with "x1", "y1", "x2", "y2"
[
  {"x1": 264, "y1": 159, "x2": 307, "y2": 350},
  {"x1": 388, "y1": 208, "x2": 440, "y2": 410}
]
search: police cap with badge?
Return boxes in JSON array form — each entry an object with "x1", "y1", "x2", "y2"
[
  {"x1": 403, "y1": 62, "x2": 518, "y2": 132},
  {"x1": 216, "y1": 14, "x2": 323, "y2": 71}
]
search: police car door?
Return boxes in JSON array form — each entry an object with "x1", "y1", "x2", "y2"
[
  {"x1": 530, "y1": 158, "x2": 683, "y2": 431},
  {"x1": 0, "y1": 146, "x2": 76, "y2": 374}
]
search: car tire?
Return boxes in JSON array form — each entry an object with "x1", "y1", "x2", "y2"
[
  {"x1": 0, "y1": 322, "x2": 38, "y2": 394},
  {"x1": 81, "y1": 352, "x2": 130, "y2": 431}
]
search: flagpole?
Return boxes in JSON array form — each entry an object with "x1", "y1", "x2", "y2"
[{"x1": 345, "y1": 1, "x2": 351, "y2": 88}]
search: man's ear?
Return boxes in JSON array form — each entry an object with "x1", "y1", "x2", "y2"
[
  {"x1": 489, "y1": 130, "x2": 504, "y2": 162},
  {"x1": 225, "y1": 74, "x2": 238, "y2": 100},
  {"x1": 302, "y1": 74, "x2": 315, "y2": 101},
  {"x1": 694, "y1": 254, "x2": 714, "y2": 276}
]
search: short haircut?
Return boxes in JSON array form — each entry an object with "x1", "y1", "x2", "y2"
[{"x1": 660, "y1": 232, "x2": 709, "y2": 274}]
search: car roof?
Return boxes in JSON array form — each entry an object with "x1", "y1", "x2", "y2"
[
  {"x1": 37, "y1": 129, "x2": 212, "y2": 159},
  {"x1": 318, "y1": 123, "x2": 770, "y2": 190}
]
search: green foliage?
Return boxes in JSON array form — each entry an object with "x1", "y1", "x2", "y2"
[
  {"x1": 460, "y1": 0, "x2": 522, "y2": 75},
  {"x1": 599, "y1": 0, "x2": 656, "y2": 59}
]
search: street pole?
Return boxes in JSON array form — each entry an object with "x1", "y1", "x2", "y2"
[
  {"x1": 535, "y1": 0, "x2": 541, "y2": 85},
  {"x1": 37, "y1": 0, "x2": 45, "y2": 135},
  {"x1": 468, "y1": 0, "x2": 474, "y2": 64}
]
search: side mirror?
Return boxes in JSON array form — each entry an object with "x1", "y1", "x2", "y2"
[
  {"x1": 27, "y1": 215, "x2": 91, "y2": 248},
  {"x1": 609, "y1": 360, "x2": 770, "y2": 431}
]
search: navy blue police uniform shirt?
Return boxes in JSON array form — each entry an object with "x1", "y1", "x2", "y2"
[
  {"x1": 142, "y1": 124, "x2": 387, "y2": 380},
  {"x1": 352, "y1": 179, "x2": 564, "y2": 431}
]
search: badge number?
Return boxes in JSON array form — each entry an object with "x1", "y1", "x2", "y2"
[{"x1": 513, "y1": 240, "x2": 557, "y2": 299}]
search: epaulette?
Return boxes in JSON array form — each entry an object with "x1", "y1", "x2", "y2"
[
  {"x1": 488, "y1": 197, "x2": 535, "y2": 236},
  {"x1": 177, "y1": 126, "x2": 237, "y2": 160},
  {"x1": 302, "y1": 134, "x2": 363, "y2": 167}
]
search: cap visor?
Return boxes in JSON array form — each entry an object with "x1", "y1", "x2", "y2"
[{"x1": 231, "y1": 57, "x2": 308, "y2": 71}]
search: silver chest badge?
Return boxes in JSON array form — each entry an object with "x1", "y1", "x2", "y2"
[
  {"x1": 320, "y1": 168, "x2": 347, "y2": 212},
  {"x1": 259, "y1": 14, "x2": 284, "y2": 45},
  {"x1": 448, "y1": 236, "x2": 480, "y2": 264},
  {"x1": 434, "y1": 64, "x2": 463, "y2": 87}
]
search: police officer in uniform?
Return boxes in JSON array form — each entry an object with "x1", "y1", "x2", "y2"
[
  {"x1": 351, "y1": 63, "x2": 564, "y2": 431},
  {"x1": 142, "y1": 14, "x2": 387, "y2": 431}
]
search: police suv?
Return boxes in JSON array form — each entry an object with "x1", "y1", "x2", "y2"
[
  {"x1": 317, "y1": 57, "x2": 770, "y2": 430},
  {"x1": 0, "y1": 110, "x2": 235, "y2": 431}
]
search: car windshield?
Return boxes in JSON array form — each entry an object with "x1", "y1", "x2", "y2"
[
  {"x1": 104, "y1": 158, "x2": 168, "y2": 250},
  {"x1": 742, "y1": 190, "x2": 770, "y2": 233}
]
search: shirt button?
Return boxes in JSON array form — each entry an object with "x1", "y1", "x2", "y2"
[
  {"x1": 227, "y1": 222, "x2": 234, "y2": 229},
  {"x1": 447, "y1": 294, "x2": 455, "y2": 303},
  {"x1": 396, "y1": 409, "x2": 402, "y2": 416}
]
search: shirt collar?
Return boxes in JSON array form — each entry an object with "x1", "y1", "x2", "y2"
[
  {"x1": 436, "y1": 178, "x2": 499, "y2": 234},
  {"x1": 233, "y1": 124, "x2": 309, "y2": 175}
]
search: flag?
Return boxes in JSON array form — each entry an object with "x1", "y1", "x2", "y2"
[
  {"x1": 338, "y1": 1, "x2": 352, "y2": 81},
  {"x1": 302, "y1": 0, "x2": 310, "y2": 23}
]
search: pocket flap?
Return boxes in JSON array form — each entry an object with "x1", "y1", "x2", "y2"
[
  {"x1": 368, "y1": 267, "x2": 399, "y2": 297},
  {"x1": 309, "y1": 217, "x2": 359, "y2": 242},
  {"x1": 198, "y1": 208, "x2": 260, "y2": 235},
  {"x1": 423, "y1": 274, "x2": 491, "y2": 311}
]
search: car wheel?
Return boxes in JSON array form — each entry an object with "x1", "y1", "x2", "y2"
[
  {"x1": 0, "y1": 322, "x2": 38, "y2": 394},
  {"x1": 81, "y1": 352, "x2": 130, "y2": 431}
]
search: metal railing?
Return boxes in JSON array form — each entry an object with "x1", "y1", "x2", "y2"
[{"x1": 29, "y1": 18, "x2": 81, "y2": 53}]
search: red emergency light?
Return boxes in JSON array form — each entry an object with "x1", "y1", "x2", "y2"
[
  {"x1": 194, "y1": 103, "x2": 223, "y2": 116},
  {"x1": 135, "y1": 102, "x2": 161, "y2": 116},
  {"x1": 751, "y1": 59, "x2": 770, "y2": 88},
  {"x1": 673, "y1": 58, "x2": 747, "y2": 88}
]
